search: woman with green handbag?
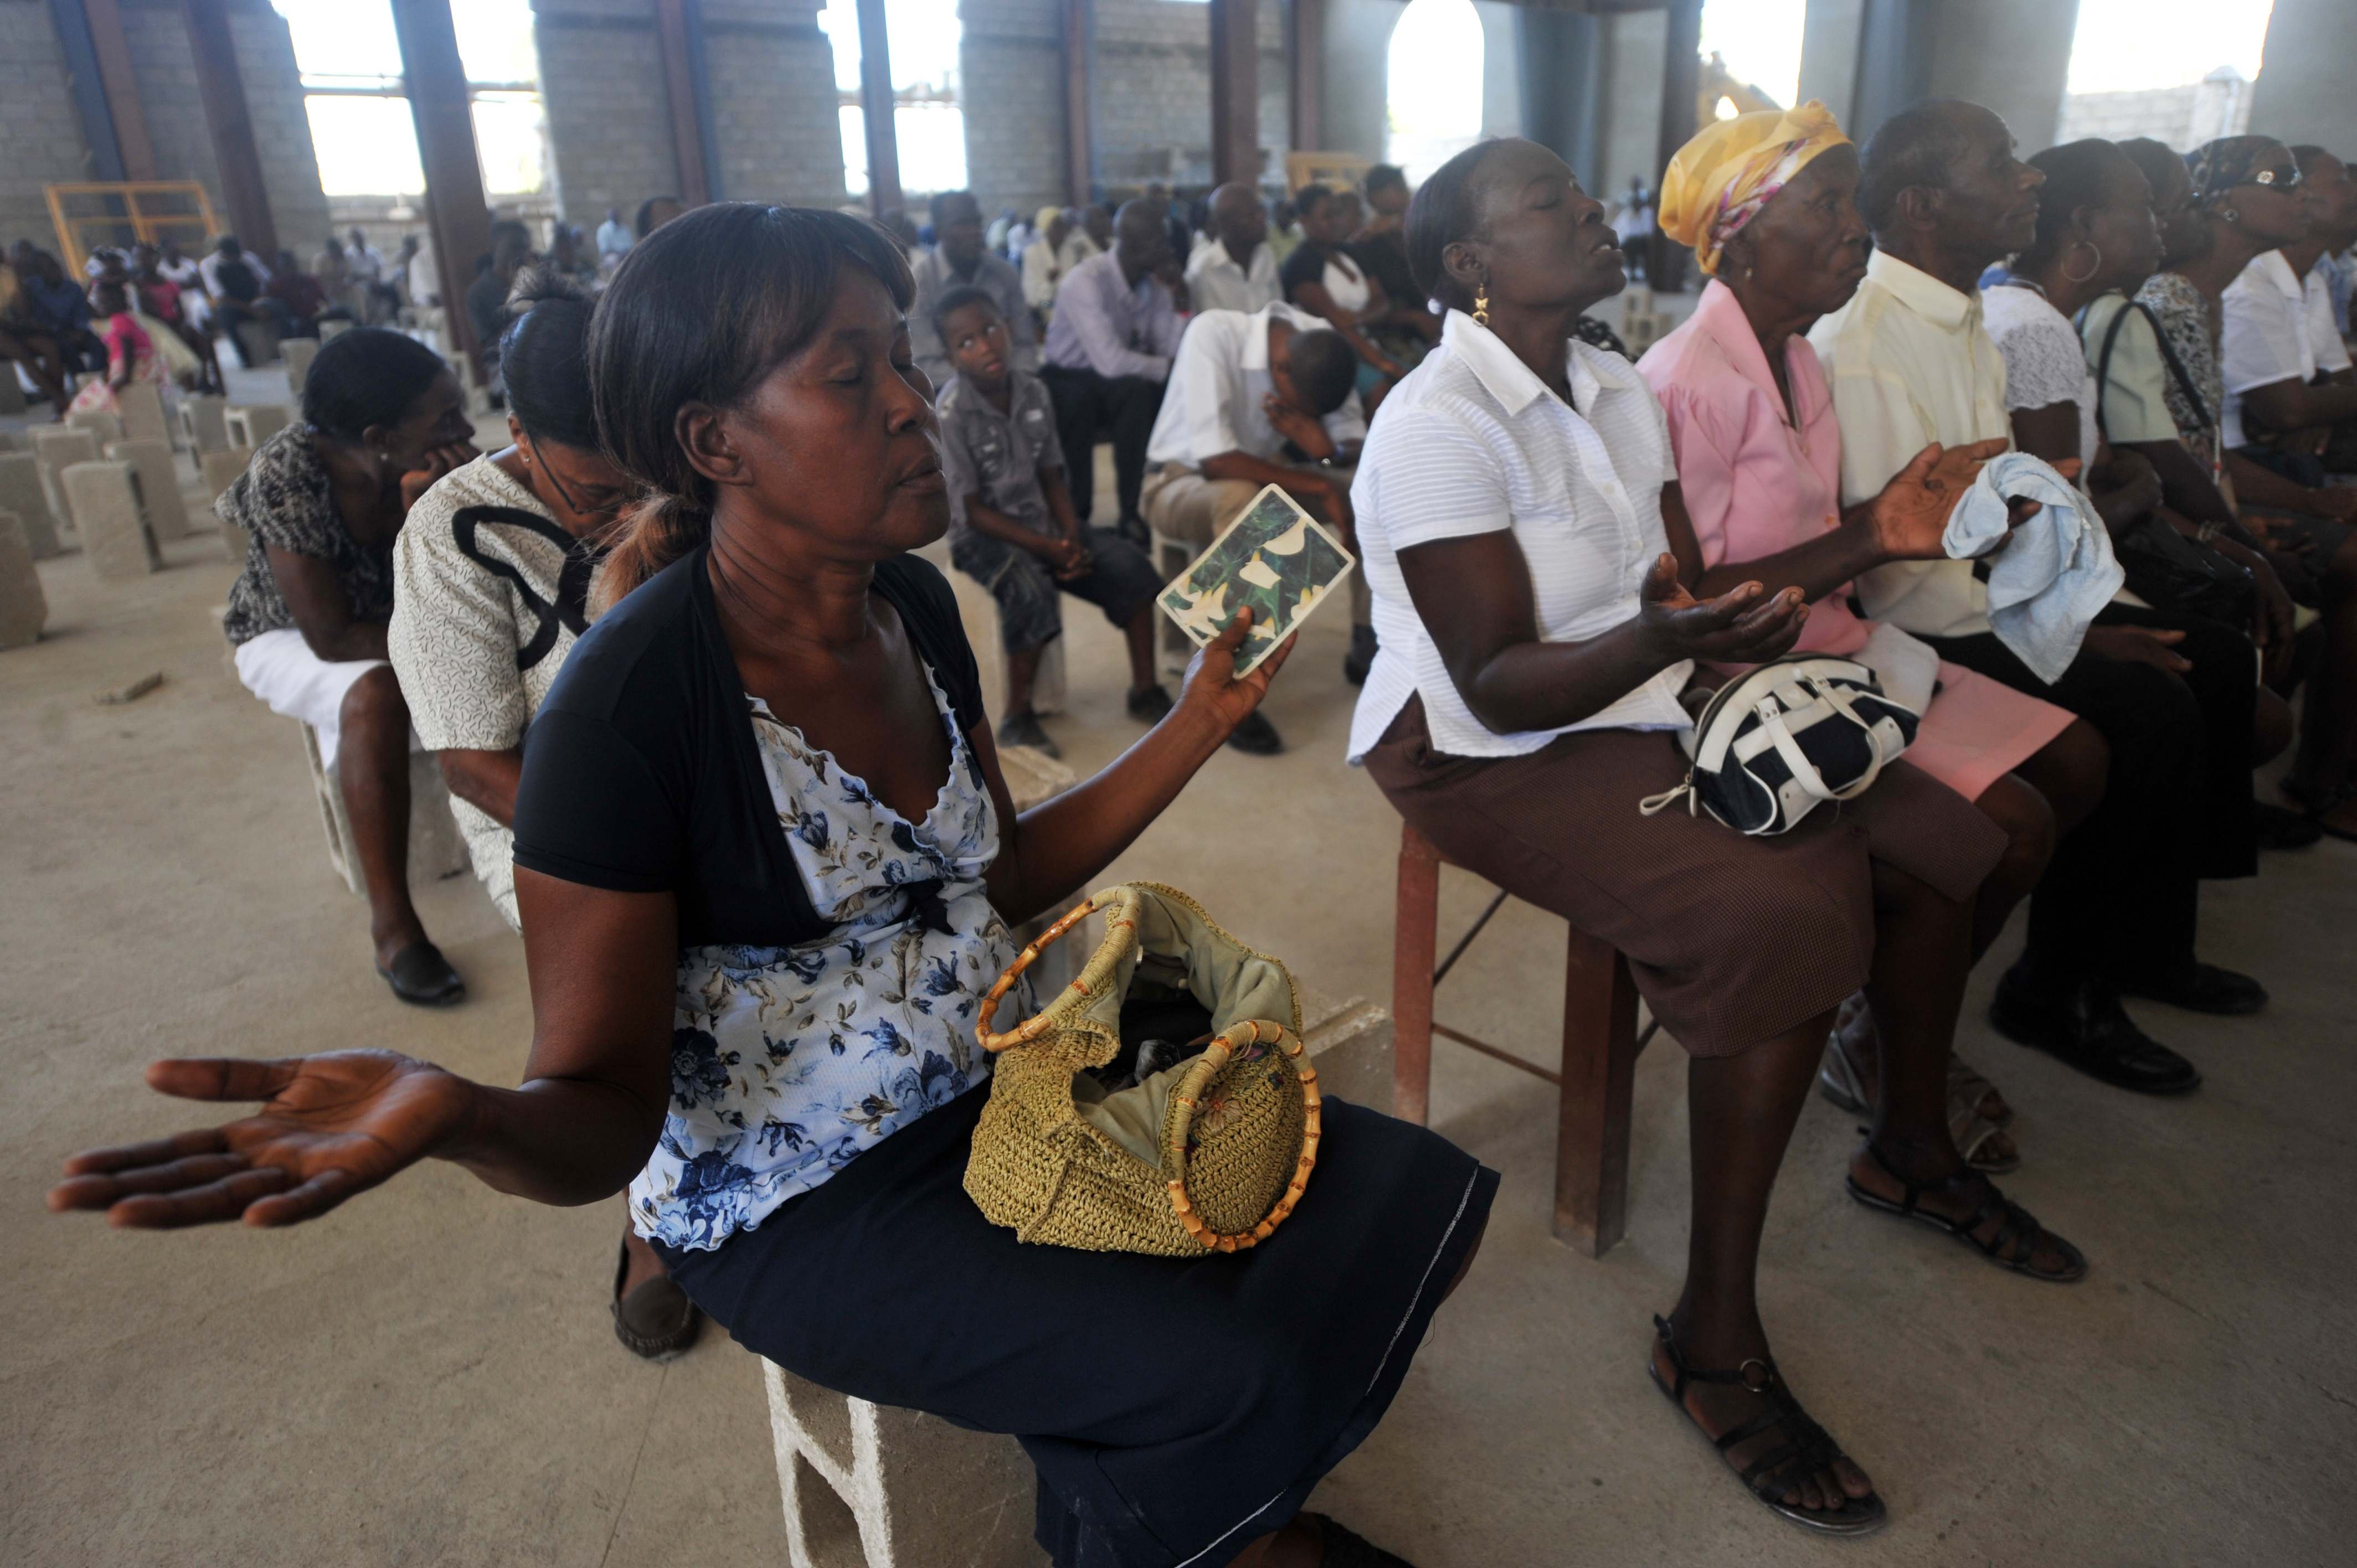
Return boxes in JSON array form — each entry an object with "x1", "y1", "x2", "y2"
[{"x1": 49, "y1": 205, "x2": 1495, "y2": 1568}]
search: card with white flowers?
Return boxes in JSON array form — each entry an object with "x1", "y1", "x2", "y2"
[{"x1": 1156, "y1": 483, "x2": 1357, "y2": 676}]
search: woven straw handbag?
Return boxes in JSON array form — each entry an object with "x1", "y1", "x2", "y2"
[{"x1": 965, "y1": 882, "x2": 1322, "y2": 1255}]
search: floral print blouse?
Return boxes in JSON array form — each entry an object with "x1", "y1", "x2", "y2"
[
  {"x1": 2134, "y1": 271, "x2": 2225, "y2": 470},
  {"x1": 629, "y1": 669, "x2": 1028, "y2": 1251}
]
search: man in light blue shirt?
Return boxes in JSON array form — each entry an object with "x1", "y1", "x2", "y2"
[
  {"x1": 1042, "y1": 200, "x2": 1181, "y2": 538},
  {"x1": 595, "y1": 208, "x2": 632, "y2": 259}
]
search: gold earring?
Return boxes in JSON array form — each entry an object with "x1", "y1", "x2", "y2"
[{"x1": 1473, "y1": 287, "x2": 1490, "y2": 327}]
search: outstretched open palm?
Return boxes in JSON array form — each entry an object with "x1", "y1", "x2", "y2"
[{"x1": 48, "y1": 1051, "x2": 471, "y2": 1229}]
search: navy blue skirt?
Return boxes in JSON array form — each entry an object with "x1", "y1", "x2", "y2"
[{"x1": 655, "y1": 1084, "x2": 1496, "y2": 1568}]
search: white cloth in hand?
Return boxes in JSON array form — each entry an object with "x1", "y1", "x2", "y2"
[{"x1": 1941, "y1": 451, "x2": 2123, "y2": 684}]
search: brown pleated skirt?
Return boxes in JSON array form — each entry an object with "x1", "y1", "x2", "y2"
[{"x1": 1363, "y1": 698, "x2": 2008, "y2": 1058}]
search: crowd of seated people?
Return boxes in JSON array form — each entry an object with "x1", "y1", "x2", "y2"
[{"x1": 40, "y1": 102, "x2": 2357, "y2": 1566}]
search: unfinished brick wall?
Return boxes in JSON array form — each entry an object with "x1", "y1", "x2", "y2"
[
  {"x1": 960, "y1": 0, "x2": 1067, "y2": 219},
  {"x1": 531, "y1": 0, "x2": 845, "y2": 224},
  {"x1": 0, "y1": 0, "x2": 328, "y2": 261},
  {"x1": 0, "y1": 0, "x2": 98, "y2": 250}
]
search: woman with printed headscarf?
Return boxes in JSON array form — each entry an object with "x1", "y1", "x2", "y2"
[{"x1": 1637, "y1": 104, "x2": 2102, "y2": 1174}]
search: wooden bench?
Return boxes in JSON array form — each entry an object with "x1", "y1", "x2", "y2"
[{"x1": 1391, "y1": 822, "x2": 1651, "y2": 1257}]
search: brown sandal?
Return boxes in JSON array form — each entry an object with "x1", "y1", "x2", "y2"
[{"x1": 611, "y1": 1240, "x2": 702, "y2": 1361}]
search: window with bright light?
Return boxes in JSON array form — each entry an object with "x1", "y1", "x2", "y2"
[
  {"x1": 2064, "y1": 0, "x2": 2272, "y2": 95},
  {"x1": 1700, "y1": 0, "x2": 1804, "y2": 111},
  {"x1": 1386, "y1": 0, "x2": 1483, "y2": 186},
  {"x1": 272, "y1": 0, "x2": 549, "y2": 199},
  {"x1": 821, "y1": 0, "x2": 966, "y2": 202}
]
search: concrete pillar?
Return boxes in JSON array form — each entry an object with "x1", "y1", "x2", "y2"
[
  {"x1": 67, "y1": 409, "x2": 127, "y2": 450},
  {"x1": 203, "y1": 446, "x2": 256, "y2": 561},
  {"x1": 1210, "y1": 0, "x2": 1262, "y2": 187},
  {"x1": 0, "y1": 510, "x2": 46, "y2": 650},
  {"x1": 284, "y1": 337, "x2": 319, "y2": 395},
  {"x1": 0, "y1": 454, "x2": 64, "y2": 561},
  {"x1": 31, "y1": 428, "x2": 101, "y2": 533},
  {"x1": 180, "y1": 394, "x2": 232, "y2": 455},
  {"x1": 1797, "y1": 0, "x2": 1868, "y2": 128},
  {"x1": 114, "y1": 381, "x2": 171, "y2": 450},
  {"x1": 182, "y1": 0, "x2": 281, "y2": 259},
  {"x1": 1923, "y1": 0, "x2": 2082, "y2": 156},
  {"x1": 2247, "y1": 0, "x2": 2357, "y2": 156},
  {"x1": 107, "y1": 439, "x2": 194, "y2": 542},
  {"x1": 225, "y1": 404, "x2": 292, "y2": 449},
  {"x1": 855, "y1": 0, "x2": 903, "y2": 218},
  {"x1": 62, "y1": 461, "x2": 162, "y2": 581}
]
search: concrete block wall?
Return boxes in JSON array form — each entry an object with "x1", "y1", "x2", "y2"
[
  {"x1": 961, "y1": 0, "x2": 1068, "y2": 219},
  {"x1": 2247, "y1": 0, "x2": 2357, "y2": 158},
  {"x1": 531, "y1": 0, "x2": 845, "y2": 223},
  {"x1": 0, "y1": 0, "x2": 327, "y2": 260},
  {"x1": 224, "y1": 0, "x2": 334, "y2": 252},
  {"x1": 704, "y1": 0, "x2": 846, "y2": 210},
  {"x1": 1922, "y1": 0, "x2": 2082, "y2": 161},
  {"x1": 532, "y1": 0, "x2": 687, "y2": 225},
  {"x1": 1088, "y1": 0, "x2": 1288, "y2": 191},
  {"x1": 0, "y1": 0, "x2": 95, "y2": 250}
]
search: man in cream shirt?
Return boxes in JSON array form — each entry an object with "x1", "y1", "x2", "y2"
[{"x1": 1812, "y1": 100, "x2": 2254, "y2": 1094}]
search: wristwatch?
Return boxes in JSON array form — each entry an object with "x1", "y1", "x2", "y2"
[{"x1": 2195, "y1": 521, "x2": 2220, "y2": 544}]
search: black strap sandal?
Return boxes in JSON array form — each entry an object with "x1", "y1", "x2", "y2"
[
  {"x1": 375, "y1": 941, "x2": 465, "y2": 1007},
  {"x1": 1845, "y1": 1144, "x2": 2087, "y2": 1282},
  {"x1": 1646, "y1": 1317, "x2": 1887, "y2": 1536}
]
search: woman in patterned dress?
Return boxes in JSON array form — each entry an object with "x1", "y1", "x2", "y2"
[{"x1": 53, "y1": 205, "x2": 1497, "y2": 1568}]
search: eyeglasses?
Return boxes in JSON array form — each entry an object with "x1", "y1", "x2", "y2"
[{"x1": 2245, "y1": 167, "x2": 2303, "y2": 190}]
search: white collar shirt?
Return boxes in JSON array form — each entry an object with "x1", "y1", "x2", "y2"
[
  {"x1": 2303, "y1": 252, "x2": 2353, "y2": 375},
  {"x1": 1145, "y1": 304, "x2": 1367, "y2": 470},
  {"x1": 1346, "y1": 310, "x2": 1690, "y2": 764},
  {"x1": 2220, "y1": 249, "x2": 2315, "y2": 450},
  {"x1": 1807, "y1": 249, "x2": 2012, "y2": 638},
  {"x1": 1185, "y1": 236, "x2": 1282, "y2": 315}
]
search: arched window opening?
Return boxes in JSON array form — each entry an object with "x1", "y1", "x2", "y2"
[{"x1": 1386, "y1": 0, "x2": 1484, "y2": 187}]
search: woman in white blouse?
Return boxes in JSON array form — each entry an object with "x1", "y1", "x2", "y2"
[{"x1": 1351, "y1": 138, "x2": 2087, "y2": 1535}]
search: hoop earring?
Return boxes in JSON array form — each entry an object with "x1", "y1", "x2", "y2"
[
  {"x1": 1473, "y1": 287, "x2": 1490, "y2": 327},
  {"x1": 2062, "y1": 240, "x2": 2102, "y2": 285}
]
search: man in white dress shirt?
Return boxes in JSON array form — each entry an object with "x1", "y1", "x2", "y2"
[
  {"x1": 1814, "y1": 99, "x2": 2249, "y2": 1090},
  {"x1": 1143, "y1": 303, "x2": 1372, "y2": 705},
  {"x1": 1185, "y1": 183, "x2": 1282, "y2": 315},
  {"x1": 2226, "y1": 145, "x2": 2357, "y2": 470}
]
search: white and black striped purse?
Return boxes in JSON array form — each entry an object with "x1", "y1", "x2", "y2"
[{"x1": 1639, "y1": 654, "x2": 1919, "y2": 837}]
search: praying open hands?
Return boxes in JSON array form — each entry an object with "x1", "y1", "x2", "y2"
[
  {"x1": 48, "y1": 1050, "x2": 473, "y2": 1229},
  {"x1": 1860, "y1": 439, "x2": 2084, "y2": 561},
  {"x1": 1633, "y1": 553, "x2": 1809, "y2": 666}
]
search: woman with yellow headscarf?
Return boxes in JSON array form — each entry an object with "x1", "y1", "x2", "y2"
[{"x1": 1639, "y1": 106, "x2": 2105, "y2": 1194}]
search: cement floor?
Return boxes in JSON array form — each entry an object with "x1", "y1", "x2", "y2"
[{"x1": 5, "y1": 378, "x2": 2355, "y2": 1566}]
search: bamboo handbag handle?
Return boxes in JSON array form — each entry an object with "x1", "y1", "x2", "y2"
[
  {"x1": 1163, "y1": 1020, "x2": 1324, "y2": 1252},
  {"x1": 975, "y1": 894, "x2": 1107, "y2": 1053}
]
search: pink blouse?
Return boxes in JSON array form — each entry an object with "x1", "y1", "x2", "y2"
[
  {"x1": 1636, "y1": 280, "x2": 1866, "y2": 657},
  {"x1": 1636, "y1": 280, "x2": 2075, "y2": 803}
]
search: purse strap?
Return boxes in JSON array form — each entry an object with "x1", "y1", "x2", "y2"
[
  {"x1": 1162, "y1": 1019, "x2": 1323, "y2": 1253},
  {"x1": 2090, "y1": 296, "x2": 2217, "y2": 444},
  {"x1": 974, "y1": 893, "x2": 1102, "y2": 1052}
]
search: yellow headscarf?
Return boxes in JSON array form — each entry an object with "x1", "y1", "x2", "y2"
[
  {"x1": 1036, "y1": 205, "x2": 1063, "y2": 232},
  {"x1": 1657, "y1": 100, "x2": 1850, "y2": 276}
]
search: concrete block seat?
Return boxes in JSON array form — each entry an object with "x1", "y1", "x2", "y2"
[
  {"x1": 113, "y1": 380, "x2": 171, "y2": 449},
  {"x1": 60, "y1": 461, "x2": 159, "y2": 582},
  {"x1": 179, "y1": 393, "x2": 231, "y2": 457},
  {"x1": 283, "y1": 336, "x2": 320, "y2": 395},
  {"x1": 30, "y1": 426, "x2": 99, "y2": 532},
  {"x1": 225, "y1": 404, "x2": 293, "y2": 451},
  {"x1": 66, "y1": 408, "x2": 125, "y2": 450},
  {"x1": 0, "y1": 510, "x2": 47, "y2": 649},
  {"x1": 758, "y1": 987, "x2": 1396, "y2": 1568},
  {"x1": 106, "y1": 439, "x2": 192, "y2": 541},
  {"x1": 0, "y1": 452, "x2": 63, "y2": 559},
  {"x1": 1391, "y1": 820, "x2": 1650, "y2": 1257},
  {"x1": 296, "y1": 724, "x2": 470, "y2": 897}
]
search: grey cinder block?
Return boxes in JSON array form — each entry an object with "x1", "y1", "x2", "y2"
[
  {"x1": 0, "y1": 452, "x2": 61, "y2": 559},
  {"x1": 106, "y1": 439, "x2": 192, "y2": 541},
  {"x1": 61, "y1": 461, "x2": 159, "y2": 581},
  {"x1": 226, "y1": 404, "x2": 293, "y2": 450},
  {"x1": 0, "y1": 510, "x2": 46, "y2": 649}
]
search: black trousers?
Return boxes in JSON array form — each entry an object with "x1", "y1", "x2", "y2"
[
  {"x1": 1924, "y1": 603, "x2": 2255, "y2": 986},
  {"x1": 1040, "y1": 363, "x2": 1164, "y2": 527}
]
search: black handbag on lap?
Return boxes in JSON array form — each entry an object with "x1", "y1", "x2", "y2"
[{"x1": 2090, "y1": 299, "x2": 2257, "y2": 628}]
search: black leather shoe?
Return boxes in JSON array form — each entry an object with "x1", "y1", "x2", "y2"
[
  {"x1": 2253, "y1": 802, "x2": 2323, "y2": 852},
  {"x1": 1988, "y1": 967, "x2": 2200, "y2": 1095},
  {"x1": 612, "y1": 1241, "x2": 701, "y2": 1361},
  {"x1": 377, "y1": 941, "x2": 464, "y2": 1007},
  {"x1": 1226, "y1": 711, "x2": 1284, "y2": 756},
  {"x1": 2117, "y1": 963, "x2": 2267, "y2": 1016}
]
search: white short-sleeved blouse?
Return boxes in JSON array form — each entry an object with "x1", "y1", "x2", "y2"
[{"x1": 1346, "y1": 310, "x2": 1691, "y2": 764}]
